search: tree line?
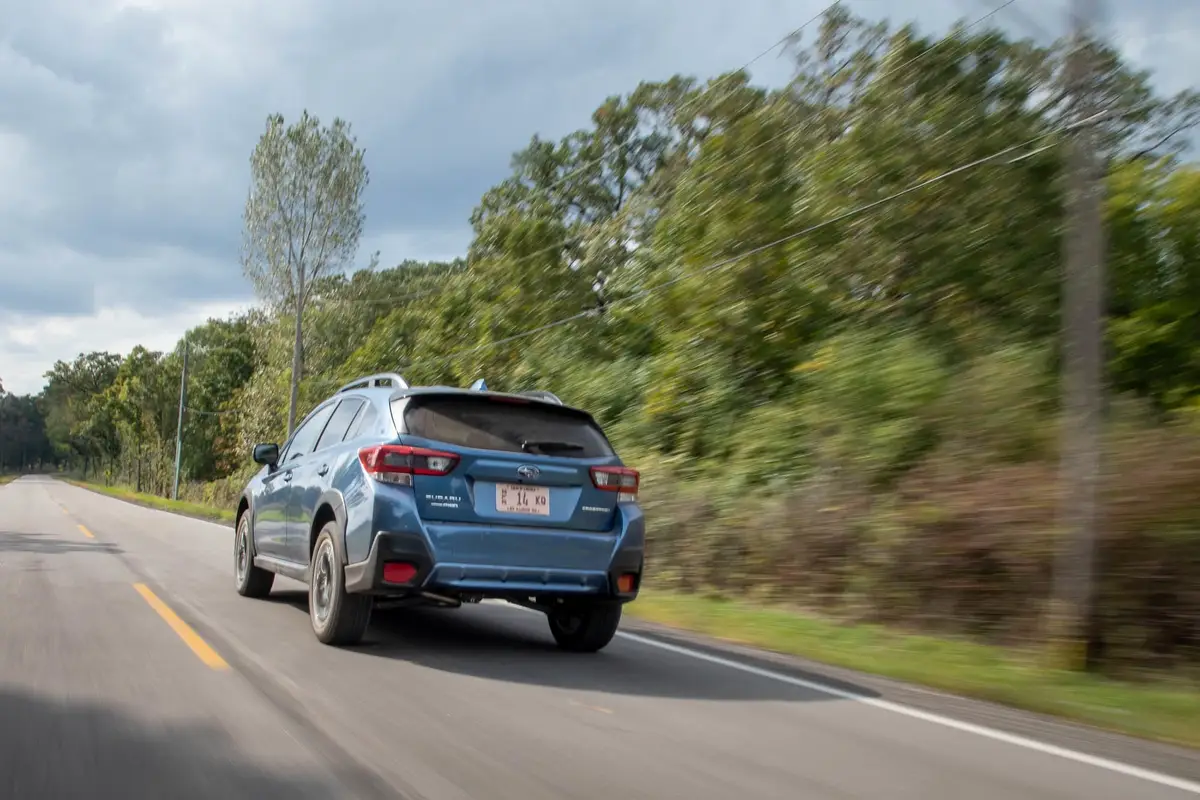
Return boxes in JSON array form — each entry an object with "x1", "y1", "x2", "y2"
[{"x1": 8, "y1": 6, "x2": 1200, "y2": 674}]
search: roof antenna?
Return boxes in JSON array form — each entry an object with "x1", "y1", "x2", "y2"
[{"x1": 469, "y1": 378, "x2": 487, "y2": 391}]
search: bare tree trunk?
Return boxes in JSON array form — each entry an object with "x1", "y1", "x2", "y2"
[{"x1": 287, "y1": 290, "x2": 305, "y2": 438}]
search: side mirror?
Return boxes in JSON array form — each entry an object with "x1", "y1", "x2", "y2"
[{"x1": 252, "y1": 443, "x2": 280, "y2": 468}]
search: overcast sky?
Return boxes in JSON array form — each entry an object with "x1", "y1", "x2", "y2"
[{"x1": 0, "y1": 0, "x2": 1194, "y2": 394}]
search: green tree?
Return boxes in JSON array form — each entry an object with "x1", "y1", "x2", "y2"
[
  {"x1": 0, "y1": 392, "x2": 54, "y2": 472},
  {"x1": 42, "y1": 352, "x2": 122, "y2": 478},
  {"x1": 176, "y1": 316, "x2": 257, "y2": 480}
]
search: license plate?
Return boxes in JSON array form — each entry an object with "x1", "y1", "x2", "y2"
[{"x1": 495, "y1": 483, "x2": 550, "y2": 516}]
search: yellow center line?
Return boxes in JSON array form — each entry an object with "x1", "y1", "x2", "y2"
[
  {"x1": 77, "y1": 524, "x2": 94, "y2": 539},
  {"x1": 132, "y1": 583, "x2": 230, "y2": 671}
]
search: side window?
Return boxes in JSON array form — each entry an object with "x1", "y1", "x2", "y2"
[
  {"x1": 345, "y1": 402, "x2": 379, "y2": 441},
  {"x1": 315, "y1": 399, "x2": 364, "y2": 453},
  {"x1": 342, "y1": 401, "x2": 367, "y2": 438},
  {"x1": 283, "y1": 402, "x2": 337, "y2": 463}
]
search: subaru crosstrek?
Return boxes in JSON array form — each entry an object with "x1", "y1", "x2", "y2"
[{"x1": 233, "y1": 373, "x2": 644, "y2": 652}]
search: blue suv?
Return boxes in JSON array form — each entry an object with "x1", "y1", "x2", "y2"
[{"x1": 234, "y1": 373, "x2": 644, "y2": 652}]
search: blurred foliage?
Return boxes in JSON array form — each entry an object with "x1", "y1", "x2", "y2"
[
  {"x1": 0, "y1": 390, "x2": 53, "y2": 473},
  {"x1": 18, "y1": 6, "x2": 1200, "y2": 675}
]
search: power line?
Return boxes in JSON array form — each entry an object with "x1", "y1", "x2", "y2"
[
  {"x1": 164, "y1": 28, "x2": 1115, "y2": 419},
  {"x1": 184, "y1": 109, "x2": 1108, "y2": 418},
  {"x1": 671, "y1": 0, "x2": 1022, "y2": 216},
  {"x1": 965, "y1": 0, "x2": 1055, "y2": 42},
  {"x1": 498, "y1": 0, "x2": 1023, "y2": 268},
  {"x1": 330, "y1": 6, "x2": 842, "y2": 315},
  {"x1": 519, "y1": 3, "x2": 843, "y2": 212},
  {"x1": 192, "y1": 0, "x2": 1066, "y2": 410},
  {"x1": 348, "y1": 0, "x2": 1025, "y2": 313},
  {"x1": 399, "y1": 112, "x2": 1104, "y2": 371}
]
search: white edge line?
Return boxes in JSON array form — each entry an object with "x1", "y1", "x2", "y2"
[
  {"x1": 496, "y1": 602, "x2": 1199, "y2": 794},
  {"x1": 618, "y1": 631, "x2": 1200, "y2": 794}
]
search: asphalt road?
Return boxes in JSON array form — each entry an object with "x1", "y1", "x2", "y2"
[{"x1": 1, "y1": 475, "x2": 1197, "y2": 799}]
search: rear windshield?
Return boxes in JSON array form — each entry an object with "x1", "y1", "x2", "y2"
[{"x1": 397, "y1": 395, "x2": 614, "y2": 458}]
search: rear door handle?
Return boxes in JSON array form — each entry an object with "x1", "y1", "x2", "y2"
[{"x1": 317, "y1": 465, "x2": 329, "y2": 477}]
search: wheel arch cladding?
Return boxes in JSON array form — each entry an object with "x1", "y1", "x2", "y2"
[{"x1": 309, "y1": 492, "x2": 348, "y2": 562}]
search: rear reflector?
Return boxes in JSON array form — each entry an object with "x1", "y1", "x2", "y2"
[
  {"x1": 383, "y1": 562, "x2": 417, "y2": 584},
  {"x1": 590, "y1": 466, "x2": 640, "y2": 502},
  {"x1": 358, "y1": 444, "x2": 459, "y2": 485},
  {"x1": 617, "y1": 573, "x2": 638, "y2": 593}
]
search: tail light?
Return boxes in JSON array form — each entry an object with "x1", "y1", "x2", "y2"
[
  {"x1": 358, "y1": 444, "x2": 459, "y2": 486},
  {"x1": 590, "y1": 466, "x2": 640, "y2": 503}
]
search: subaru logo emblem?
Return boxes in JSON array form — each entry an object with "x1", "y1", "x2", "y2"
[{"x1": 516, "y1": 465, "x2": 540, "y2": 479}]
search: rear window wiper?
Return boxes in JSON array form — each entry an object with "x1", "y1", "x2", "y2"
[{"x1": 521, "y1": 439, "x2": 585, "y2": 454}]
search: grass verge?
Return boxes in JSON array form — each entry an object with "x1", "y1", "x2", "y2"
[
  {"x1": 65, "y1": 479, "x2": 235, "y2": 524},
  {"x1": 0, "y1": 474, "x2": 18, "y2": 486},
  {"x1": 59, "y1": 476, "x2": 1199, "y2": 748},
  {"x1": 625, "y1": 591, "x2": 1200, "y2": 749}
]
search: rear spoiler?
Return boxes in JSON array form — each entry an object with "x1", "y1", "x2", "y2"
[
  {"x1": 518, "y1": 390, "x2": 563, "y2": 405},
  {"x1": 467, "y1": 377, "x2": 563, "y2": 405}
]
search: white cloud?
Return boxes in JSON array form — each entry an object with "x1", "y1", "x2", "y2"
[{"x1": 1, "y1": 300, "x2": 255, "y2": 394}]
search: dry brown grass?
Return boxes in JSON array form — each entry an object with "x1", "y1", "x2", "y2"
[{"x1": 639, "y1": 420, "x2": 1200, "y2": 675}]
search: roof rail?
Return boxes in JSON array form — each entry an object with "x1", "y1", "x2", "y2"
[
  {"x1": 519, "y1": 390, "x2": 563, "y2": 405},
  {"x1": 468, "y1": 378, "x2": 488, "y2": 391},
  {"x1": 337, "y1": 373, "x2": 410, "y2": 393}
]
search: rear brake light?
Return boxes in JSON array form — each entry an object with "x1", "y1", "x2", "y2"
[
  {"x1": 590, "y1": 466, "x2": 639, "y2": 503},
  {"x1": 358, "y1": 444, "x2": 459, "y2": 485}
]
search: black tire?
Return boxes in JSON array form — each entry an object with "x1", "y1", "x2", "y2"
[
  {"x1": 234, "y1": 513, "x2": 275, "y2": 598},
  {"x1": 309, "y1": 523, "x2": 372, "y2": 646},
  {"x1": 548, "y1": 602, "x2": 622, "y2": 653}
]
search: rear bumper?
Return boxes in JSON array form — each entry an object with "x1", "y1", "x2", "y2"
[
  {"x1": 343, "y1": 517, "x2": 644, "y2": 602},
  {"x1": 343, "y1": 530, "x2": 436, "y2": 595}
]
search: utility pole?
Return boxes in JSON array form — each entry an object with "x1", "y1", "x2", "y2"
[
  {"x1": 172, "y1": 336, "x2": 190, "y2": 501},
  {"x1": 1051, "y1": 0, "x2": 1105, "y2": 670}
]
